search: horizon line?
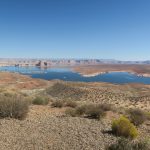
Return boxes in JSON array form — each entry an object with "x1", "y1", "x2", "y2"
[{"x1": 0, "y1": 58, "x2": 149, "y2": 62}]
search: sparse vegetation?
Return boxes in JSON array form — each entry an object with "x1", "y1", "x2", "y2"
[
  {"x1": 0, "y1": 95, "x2": 29, "y2": 120},
  {"x1": 98, "y1": 103, "x2": 112, "y2": 111},
  {"x1": 45, "y1": 80, "x2": 150, "y2": 111},
  {"x1": 46, "y1": 83, "x2": 86, "y2": 100},
  {"x1": 64, "y1": 100, "x2": 77, "y2": 108},
  {"x1": 65, "y1": 105, "x2": 87, "y2": 117},
  {"x1": 75, "y1": 105, "x2": 87, "y2": 116},
  {"x1": 106, "y1": 138, "x2": 132, "y2": 150},
  {"x1": 128, "y1": 109, "x2": 147, "y2": 126},
  {"x1": 65, "y1": 108, "x2": 77, "y2": 117},
  {"x1": 51, "y1": 100, "x2": 63, "y2": 108},
  {"x1": 66, "y1": 104, "x2": 106, "y2": 120},
  {"x1": 4, "y1": 92, "x2": 13, "y2": 97},
  {"x1": 0, "y1": 73, "x2": 149, "y2": 149},
  {"x1": 85, "y1": 104, "x2": 106, "y2": 120},
  {"x1": 146, "y1": 112, "x2": 150, "y2": 120},
  {"x1": 106, "y1": 138, "x2": 150, "y2": 150},
  {"x1": 51, "y1": 99, "x2": 77, "y2": 108},
  {"x1": 32, "y1": 97, "x2": 49, "y2": 105},
  {"x1": 112, "y1": 116, "x2": 138, "y2": 139}
]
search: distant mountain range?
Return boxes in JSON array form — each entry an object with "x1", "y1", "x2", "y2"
[
  {"x1": 94, "y1": 59, "x2": 150, "y2": 64},
  {"x1": 0, "y1": 58, "x2": 149, "y2": 67}
]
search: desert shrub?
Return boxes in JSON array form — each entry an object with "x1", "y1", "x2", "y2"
[
  {"x1": 65, "y1": 108, "x2": 77, "y2": 117},
  {"x1": 75, "y1": 105, "x2": 87, "y2": 116},
  {"x1": 51, "y1": 100, "x2": 63, "y2": 108},
  {"x1": 128, "y1": 109, "x2": 147, "y2": 126},
  {"x1": 106, "y1": 138, "x2": 150, "y2": 150},
  {"x1": 85, "y1": 104, "x2": 105, "y2": 120},
  {"x1": 132, "y1": 140, "x2": 150, "y2": 150},
  {"x1": 106, "y1": 138, "x2": 133, "y2": 150},
  {"x1": 32, "y1": 97, "x2": 49, "y2": 105},
  {"x1": 112, "y1": 116, "x2": 138, "y2": 139},
  {"x1": 4, "y1": 92, "x2": 13, "y2": 97},
  {"x1": 66, "y1": 104, "x2": 106, "y2": 120},
  {"x1": 0, "y1": 96, "x2": 29, "y2": 120},
  {"x1": 145, "y1": 112, "x2": 150, "y2": 120},
  {"x1": 66, "y1": 105, "x2": 87, "y2": 117},
  {"x1": 65, "y1": 103, "x2": 109, "y2": 120},
  {"x1": 64, "y1": 100, "x2": 77, "y2": 108},
  {"x1": 98, "y1": 103, "x2": 112, "y2": 111}
]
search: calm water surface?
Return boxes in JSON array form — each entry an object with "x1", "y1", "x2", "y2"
[{"x1": 0, "y1": 66, "x2": 150, "y2": 84}]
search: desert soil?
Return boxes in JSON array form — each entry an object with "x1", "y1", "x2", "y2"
[
  {"x1": 0, "y1": 105, "x2": 116, "y2": 150},
  {"x1": 0, "y1": 72, "x2": 149, "y2": 150}
]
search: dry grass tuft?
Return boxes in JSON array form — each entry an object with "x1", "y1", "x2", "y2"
[
  {"x1": 32, "y1": 97, "x2": 49, "y2": 105},
  {"x1": 51, "y1": 100, "x2": 64, "y2": 108},
  {"x1": 0, "y1": 95, "x2": 29, "y2": 120},
  {"x1": 66, "y1": 104, "x2": 106, "y2": 120},
  {"x1": 106, "y1": 138, "x2": 150, "y2": 150},
  {"x1": 128, "y1": 109, "x2": 147, "y2": 126},
  {"x1": 64, "y1": 100, "x2": 77, "y2": 108}
]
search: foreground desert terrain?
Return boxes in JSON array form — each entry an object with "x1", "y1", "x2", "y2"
[{"x1": 0, "y1": 72, "x2": 149, "y2": 150}]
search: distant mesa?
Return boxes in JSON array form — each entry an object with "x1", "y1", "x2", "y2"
[
  {"x1": 0, "y1": 59, "x2": 150, "y2": 68},
  {"x1": 36, "y1": 61, "x2": 50, "y2": 68}
]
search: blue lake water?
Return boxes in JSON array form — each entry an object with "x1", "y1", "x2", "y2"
[{"x1": 0, "y1": 66, "x2": 150, "y2": 84}]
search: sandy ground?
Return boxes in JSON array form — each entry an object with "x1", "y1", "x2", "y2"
[
  {"x1": 0, "y1": 105, "x2": 149, "y2": 150},
  {"x1": 0, "y1": 105, "x2": 117, "y2": 150}
]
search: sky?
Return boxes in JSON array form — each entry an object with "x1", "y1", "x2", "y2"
[{"x1": 0, "y1": 0, "x2": 150, "y2": 60}]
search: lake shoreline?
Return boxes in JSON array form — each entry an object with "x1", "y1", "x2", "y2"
[
  {"x1": 0, "y1": 66, "x2": 150, "y2": 84},
  {"x1": 73, "y1": 64, "x2": 150, "y2": 78},
  {"x1": 79, "y1": 71, "x2": 150, "y2": 78}
]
